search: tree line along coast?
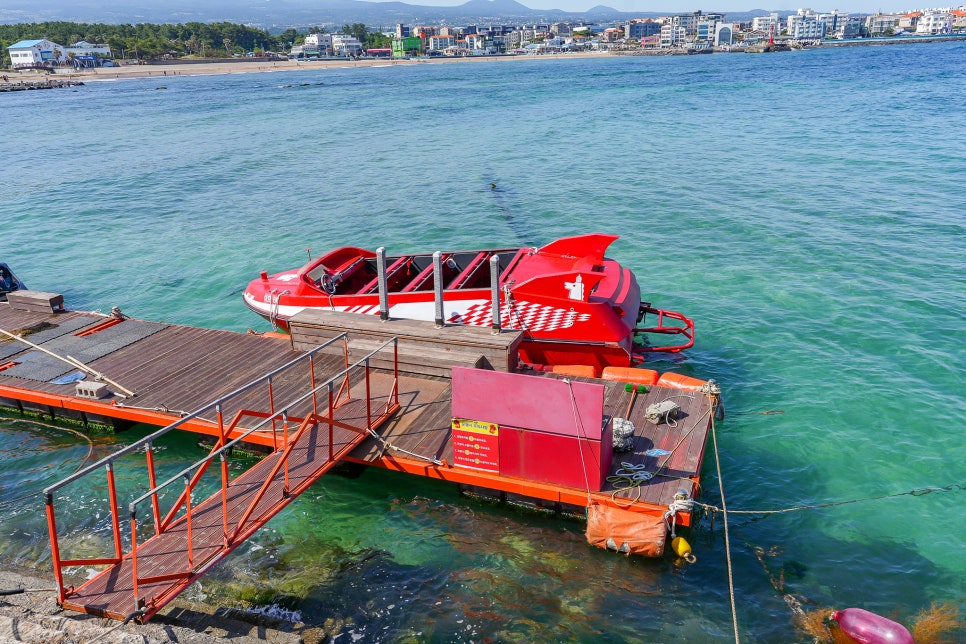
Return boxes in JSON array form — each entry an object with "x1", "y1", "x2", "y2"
[{"x1": 3, "y1": 10, "x2": 965, "y2": 71}]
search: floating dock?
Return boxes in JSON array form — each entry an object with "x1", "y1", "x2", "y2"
[{"x1": 0, "y1": 291, "x2": 718, "y2": 622}]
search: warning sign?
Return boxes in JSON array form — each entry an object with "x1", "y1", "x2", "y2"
[{"x1": 451, "y1": 419, "x2": 499, "y2": 472}]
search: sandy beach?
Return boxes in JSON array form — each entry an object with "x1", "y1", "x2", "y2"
[{"x1": 4, "y1": 52, "x2": 613, "y2": 84}]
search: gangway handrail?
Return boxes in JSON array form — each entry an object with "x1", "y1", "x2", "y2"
[
  {"x1": 128, "y1": 336, "x2": 398, "y2": 514},
  {"x1": 44, "y1": 332, "x2": 401, "y2": 615},
  {"x1": 43, "y1": 334, "x2": 350, "y2": 495}
]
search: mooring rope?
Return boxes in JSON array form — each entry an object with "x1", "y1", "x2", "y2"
[
  {"x1": 563, "y1": 378, "x2": 593, "y2": 506},
  {"x1": 709, "y1": 398, "x2": 741, "y2": 643},
  {"x1": 695, "y1": 482, "x2": 964, "y2": 519}
]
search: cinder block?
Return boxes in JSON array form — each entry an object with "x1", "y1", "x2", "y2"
[
  {"x1": 76, "y1": 381, "x2": 110, "y2": 399},
  {"x1": 7, "y1": 290, "x2": 65, "y2": 313}
]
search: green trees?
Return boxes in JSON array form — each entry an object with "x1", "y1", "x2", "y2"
[{"x1": 0, "y1": 21, "x2": 291, "y2": 62}]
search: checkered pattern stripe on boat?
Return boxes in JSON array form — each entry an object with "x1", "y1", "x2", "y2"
[{"x1": 449, "y1": 301, "x2": 591, "y2": 332}]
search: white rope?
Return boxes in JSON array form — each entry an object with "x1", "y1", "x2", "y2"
[
  {"x1": 710, "y1": 400, "x2": 741, "y2": 643},
  {"x1": 664, "y1": 492, "x2": 695, "y2": 539},
  {"x1": 366, "y1": 428, "x2": 442, "y2": 466},
  {"x1": 562, "y1": 379, "x2": 593, "y2": 505}
]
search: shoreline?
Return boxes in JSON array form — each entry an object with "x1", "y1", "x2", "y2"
[
  {"x1": 2, "y1": 35, "x2": 962, "y2": 85},
  {"x1": 3, "y1": 52, "x2": 612, "y2": 84},
  {"x1": 0, "y1": 563, "x2": 309, "y2": 642}
]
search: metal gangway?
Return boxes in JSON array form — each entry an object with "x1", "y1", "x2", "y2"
[{"x1": 42, "y1": 334, "x2": 400, "y2": 622}]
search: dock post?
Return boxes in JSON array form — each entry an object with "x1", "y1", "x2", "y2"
[
  {"x1": 490, "y1": 255, "x2": 501, "y2": 333},
  {"x1": 433, "y1": 251, "x2": 444, "y2": 328},
  {"x1": 376, "y1": 247, "x2": 389, "y2": 321}
]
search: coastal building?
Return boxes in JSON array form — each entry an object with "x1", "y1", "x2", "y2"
[
  {"x1": 670, "y1": 11, "x2": 704, "y2": 36},
  {"x1": 751, "y1": 13, "x2": 782, "y2": 35},
  {"x1": 331, "y1": 34, "x2": 363, "y2": 57},
  {"x1": 660, "y1": 24, "x2": 687, "y2": 47},
  {"x1": 625, "y1": 20, "x2": 661, "y2": 40},
  {"x1": 695, "y1": 14, "x2": 729, "y2": 45},
  {"x1": 899, "y1": 11, "x2": 923, "y2": 30},
  {"x1": 464, "y1": 33, "x2": 486, "y2": 52},
  {"x1": 551, "y1": 22, "x2": 572, "y2": 36},
  {"x1": 793, "y1": 17, "x2": 827, "y2": 39},
  {"x1": 916, "y1": 10, "x2": 952, "y2": 34},
  {"x1": 428, "y1": 35, "x2": 456, "y2": 51},
  {"x1": 7, "y1": 39, "x2": 65, "y2": 67},
  {"x1": 953, "y1": 9, "x2": 966, "y2": 28},
  {"x1": 715, "y1": 22, "x2": 735, "y2": 46},
  {"x1": 816, "y1": 10, "x2": 848, "y2": 35},
  {"x1": 305, "y1": 33, "x2": 333, "y2": 57},
  {"x1": 6, "y1": 39, "x2": 113, "y2": 67},
  {"x1": 392, "y1": 36, "x2": 422, "y2": 58},
  {"x1": 67, "y1": 41, "x2": 111, "y2": 57},
  {"x1": 866, "y1": 13, "x2": 902, "y2": 36}
]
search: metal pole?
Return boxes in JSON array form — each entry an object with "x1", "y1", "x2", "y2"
[
  {"x1": 490, "y1": 255, "x2": 501, "y2": 333},
  {"x1": 433, "y1": 251, "x2": 444, "y2": 328},
  {"x1": 45, "y1": 493, "x2": 66, "y2": 603},
  {"x1": 106, "y1": 463, "x2": 123, "y2": 561},
  {"x1": 377, "y1": 247, "x2": 389, "y2": 321},
  {"x1": 146, "y1": 441, "x2": 160, "y2": 536}
]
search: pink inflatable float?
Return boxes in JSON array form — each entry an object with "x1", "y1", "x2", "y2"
[{"x1": 832, "y1": 608, "x2": 914, "y2": 644}]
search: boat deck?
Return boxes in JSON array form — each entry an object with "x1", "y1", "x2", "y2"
[{"x1": 1, "y1": 301, "x2": 712, "y2": 525}]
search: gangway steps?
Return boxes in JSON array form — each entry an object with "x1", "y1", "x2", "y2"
[{"x1": 61, "y1": 393, "x2": 395, "y2": 621}]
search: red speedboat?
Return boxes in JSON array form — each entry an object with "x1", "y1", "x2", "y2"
[{"x1": 243, "y1": 234, "x2": 693, "y2": 370}]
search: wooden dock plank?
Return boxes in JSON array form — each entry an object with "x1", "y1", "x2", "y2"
[{"x1": 3, "y1": 298, "x2": 716, "y2": 591}]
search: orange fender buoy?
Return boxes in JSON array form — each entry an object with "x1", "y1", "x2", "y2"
[
  {"x1": 656, "y1": 372, "x2": 707, "y2": 392},
  {"x1": 602, "y1": 367, "x2": 659, "y2": 386},
  {"x1": 552, "y1": 364, "x2": 599, "y2": 378}
]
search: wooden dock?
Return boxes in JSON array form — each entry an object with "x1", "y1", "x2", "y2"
[{"x1": 0, "y1": 293, "x2": 717, "y2": 620}]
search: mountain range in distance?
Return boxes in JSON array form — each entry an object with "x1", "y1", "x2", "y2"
[{"x1": 0, "y1": 0, "x2": 777, "y2": 29}]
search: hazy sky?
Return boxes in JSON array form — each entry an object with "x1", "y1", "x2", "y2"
[{"x1": 357, "y1": 0, "x2": 922, "y2": 15}]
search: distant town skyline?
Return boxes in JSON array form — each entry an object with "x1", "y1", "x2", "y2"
[{"x1": 354, "y1": 0, "x2": 931, "y2": 17}]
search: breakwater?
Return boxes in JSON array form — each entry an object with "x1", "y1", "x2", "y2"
[{"x1": 0, "y1": 79, "x2": 84, "y2": 92}]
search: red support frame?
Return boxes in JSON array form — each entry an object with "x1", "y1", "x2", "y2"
[{"x1": 42, "y1": 334, "x2": 400, "y2": 622}]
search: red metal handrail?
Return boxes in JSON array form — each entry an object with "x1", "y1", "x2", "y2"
[{"x1": 42, "y1": 333, "x2": 377, "y2": 608}]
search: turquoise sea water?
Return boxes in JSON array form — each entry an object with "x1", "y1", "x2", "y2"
[{"x1": 2, "y1": 42, "x2": 964, "y2": 641}]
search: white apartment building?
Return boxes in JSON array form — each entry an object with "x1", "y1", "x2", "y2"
[
  {"x1": 752, "y1": 13, "x2": 782, "y2": 35},
  {"x1": 428, "y1": 36, "x2": 456, "y2": 50},
  {"x1": 916, "y1": 10, "x2": 952, "y2": 34},
  {"x1": 660, "y1": 24, "x2": 687, "y2": 47},
  {"x1": 331, "y1": 34, "x2": 363, "y2": 56},
  {"x1": 794, "y1": 17, "x2": 827, "y2": 39}
]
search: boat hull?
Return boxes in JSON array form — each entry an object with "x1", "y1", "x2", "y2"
[{"x1": 243, "y1": 234, "x2": 692, "y2": 369}]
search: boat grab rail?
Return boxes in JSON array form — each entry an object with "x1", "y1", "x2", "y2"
[
  {"x1": 633, "y1": 304, "x2": 695, "y2": 354},
  {"x1": 127, "y1": 336, "x2": 398, "y2": 515},
  {"x1": 43, "y1": 333, "x2": 352, "y2": 496}
]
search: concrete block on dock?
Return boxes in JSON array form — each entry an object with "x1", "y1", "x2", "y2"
[
  {"x1": 76, "y1": 381, "x2": 110, "y2": 399},
  {"x1": 7, "y1": 290, "x2": 65, "y2": 313}
]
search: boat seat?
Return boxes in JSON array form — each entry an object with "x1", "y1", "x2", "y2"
[
  {"x1": 447, "y1": 252, "x2": 490, "y2": 289},
  {"x1": 401, "y1": 255, "x2": 449, "y2": 292},
  {"x1": 357, "y1": 256, "x2": 410, "y2": 294}
]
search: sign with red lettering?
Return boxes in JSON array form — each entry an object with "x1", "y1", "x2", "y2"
[{"x1": 451, "y1": 419, "x2": 499, "y2": 472}]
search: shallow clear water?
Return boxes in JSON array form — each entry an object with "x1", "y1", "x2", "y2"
[{"x1": 2, "y1": 43, "x2": 964, "y2": 641}]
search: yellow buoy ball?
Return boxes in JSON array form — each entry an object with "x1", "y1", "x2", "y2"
[{"x1": 672, "y1": 536, "x2": 697, "y2": 563}]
